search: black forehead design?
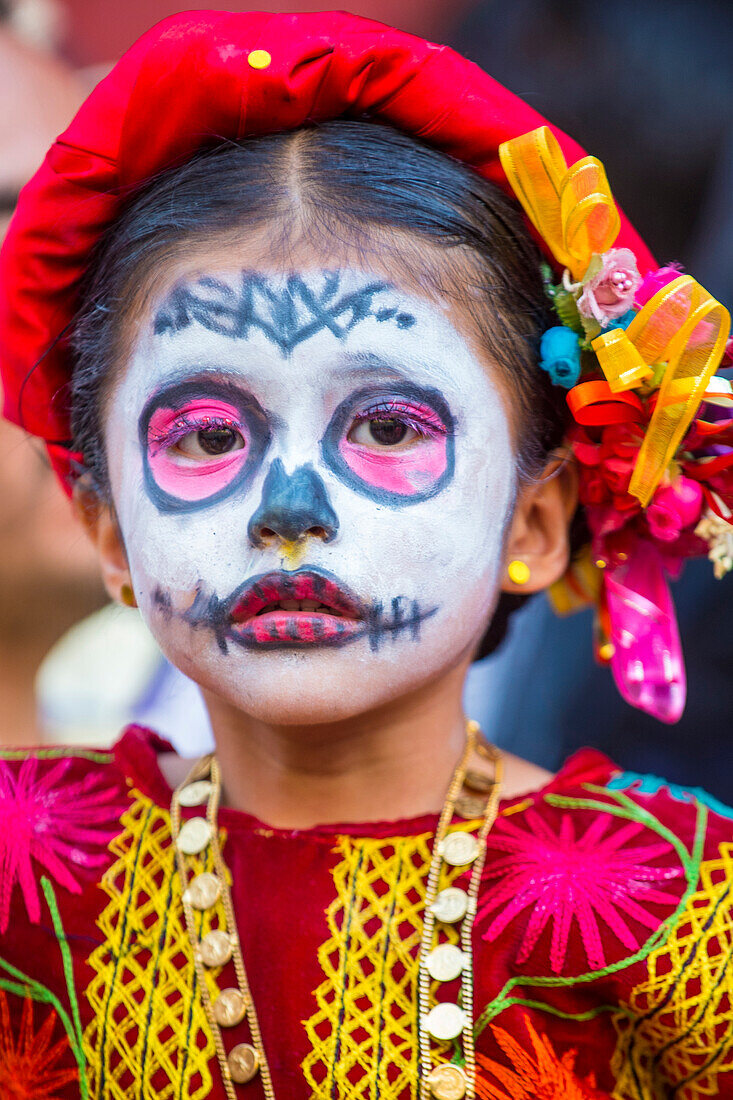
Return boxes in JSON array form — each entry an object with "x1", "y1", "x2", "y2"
[{"x1": 153, "y1": 270, "x2": 417, "y2": 353}]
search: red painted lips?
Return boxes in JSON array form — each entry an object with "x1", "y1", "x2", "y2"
[{"x1": 228, "y1": 570, "x2": 365, "y2": 648}]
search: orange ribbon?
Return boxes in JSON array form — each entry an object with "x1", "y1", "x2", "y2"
[
  {"x1": 499, "y1": 126, "x2": 620, "y2": 280},
  {"x1": 567, "y1": 380, "x2": 644, "y2": 427},
  {"x1": 591, "y1": 276, "x2": 731, "y2": 506}
]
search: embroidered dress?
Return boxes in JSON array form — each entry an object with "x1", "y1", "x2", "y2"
[{"x1": 0, "y1": 727, "x2": 731, "y2": 1099}]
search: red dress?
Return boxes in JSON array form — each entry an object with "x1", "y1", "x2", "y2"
[{"x1": 0, "y1": 726, "x2": 731, "y2": 1099}]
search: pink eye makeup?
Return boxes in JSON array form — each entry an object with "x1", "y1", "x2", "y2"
[
  {"x1": 322, "y1": 385, "x2": 455, "y2": 504},
  {"x1": 140, "y1": 379, "x2": 271, "y2": 512}
]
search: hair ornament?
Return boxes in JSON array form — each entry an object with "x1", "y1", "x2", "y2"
[{"x1": 500, "y1": 125, "x2": 733, "y2": 723}]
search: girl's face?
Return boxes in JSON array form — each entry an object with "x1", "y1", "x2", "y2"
[{"x1": 104, "y1": 258, "x2": 516, "y2": 723}]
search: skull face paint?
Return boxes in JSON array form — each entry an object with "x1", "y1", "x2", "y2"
[{"x1": 104, "y1": 266, "x2": 516, "y2": 725}]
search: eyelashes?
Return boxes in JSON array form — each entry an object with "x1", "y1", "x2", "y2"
[
  {"x1": 349, "y1": 399, "x2": 448, "y2": 444},
  {"x1": 140, "y1": 385, "x2": 271, "y2": 512},
  {"x1": 141, "y1": 380, "x2": 454, "y2": 511},
  {"x1": 148, "y1": 412, "x2": 242, "y2": 454}
]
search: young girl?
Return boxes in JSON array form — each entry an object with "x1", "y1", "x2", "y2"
[{"x1": 1, "y1": 11, "x2": 731, "y2": 1100}]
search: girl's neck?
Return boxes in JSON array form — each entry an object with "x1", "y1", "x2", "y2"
[{"x1": 162, "y1": 660, "x2": 552, "y2": 830}]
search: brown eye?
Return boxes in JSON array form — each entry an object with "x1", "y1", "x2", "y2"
[
  {"x1": 177, "y1": 427, "x2": 245, "y2": 458},
  {"x1": 349, "y1": 418, "x2": 418, "y2": 448}
]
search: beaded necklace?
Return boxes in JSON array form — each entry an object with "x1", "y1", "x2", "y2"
[{"x1": 170, "y1": 721, "x2": 502, "y2": 1100}]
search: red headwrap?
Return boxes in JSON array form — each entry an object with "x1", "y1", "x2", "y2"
[{"x1": 0, "y1": 9, "x2": 655, "y2": 489}]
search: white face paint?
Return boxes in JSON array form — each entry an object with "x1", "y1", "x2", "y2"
[{"x1": 104, "y1": 266, "x2": 516, "y2": 724}]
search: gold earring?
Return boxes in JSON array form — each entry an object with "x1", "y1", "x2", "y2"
[
  {"x1": 507, "y1": 560, "x2": 531, "y2": 586},
  {"x1": 120, "y1": 583, "x2": 137, "y2": 608}
]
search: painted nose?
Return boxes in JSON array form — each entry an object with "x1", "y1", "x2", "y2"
[{"x1": 248, "y1": 459, "x2": 339, "y2": 546}]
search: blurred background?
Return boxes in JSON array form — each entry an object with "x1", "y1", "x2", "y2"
[{"x1": 1, "y1": 0, "x2": 731, "y2": 798}]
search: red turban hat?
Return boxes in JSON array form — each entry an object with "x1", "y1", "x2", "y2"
[{"x1": 0, "y1": 9, "x2": 655, "y2": 488}]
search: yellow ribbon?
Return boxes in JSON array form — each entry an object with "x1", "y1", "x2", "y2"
[
  {"x1": 498, "y1": 126, "x2": 620, "y2": 280},
  {"x1": 592, "y1": 275, "x2": 731, "y2": 506}
]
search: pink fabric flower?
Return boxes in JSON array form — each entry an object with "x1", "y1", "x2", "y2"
[
  {"x1": 0, "y1": 755, "x2": 126, "y2": 932},
  {"x1": 477, "y1": 806, "x2": 683, "y2": 974},
  {"x1": 646, "y1": 477, "x2": 704, "y2": 543},
  {"x1": 634, "y1": 264, "x2": 683, "y2": 308},
  {"x1": 577, "y1": 249, "x2": 641, "y2": 326}
]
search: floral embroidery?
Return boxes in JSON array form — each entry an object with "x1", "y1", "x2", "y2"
[
  {"x1": 611, "y1": 842, "x2": 733, "y2": 1100},
  {"x1": 0, "y1": 991, "x2": 78, "y2": 1099},
  {"x1": 0, "y1": 755, "x2": 125, "y2": 932},
  {"x1": 475, "y1": 1016, "x2": 603, "y2": 1100},
  {"x1": 477, "y1": 806, "x2": 683, "y2": 973}
]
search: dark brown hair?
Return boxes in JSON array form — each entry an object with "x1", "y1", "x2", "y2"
[{"x1": 70, "y1": 120, "x2": 578, "y2": 655}]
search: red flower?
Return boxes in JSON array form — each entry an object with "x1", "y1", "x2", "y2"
[
  {"x1": 476, "y1": 1016, "x2": 605, "y2": 1100},
  {"x1": 0, "y1": 755, "x2": 126, "y2": 932},
  {"x1": 0, "y1": 992, "x2": 78, "y2": 1099}
]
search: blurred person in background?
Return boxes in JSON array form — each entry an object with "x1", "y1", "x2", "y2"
[
  {"x1": 0, "y1": 8, "x2": 214, "y2": 749},
  {"x1": 459, "y1": 0, "x2": 733, "y2": 803},
  {"x1": 0, "y1": 12, "x2": 103, "y2": 745}
]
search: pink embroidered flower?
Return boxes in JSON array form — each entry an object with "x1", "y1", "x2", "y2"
[
  {"x1": 476, "y1": 807, "x2": 683, "y2": 974},
  {"x1": 0, "y1": 755, "x2": 126, "y2": 932},
  {"x1": 635, "y1": 264, "x2": 683, "y2": 308},
  {"x1": 577, "y1": 249, "x2": 641, "y2": 326},
  {"x1": 646, "y1": 477, "x2": 704, "y2": 543}
]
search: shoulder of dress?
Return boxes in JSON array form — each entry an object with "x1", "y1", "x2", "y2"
[
  {"x1": 0, "y1": 742, "x2": 131, "y2": 797},
  {"x1": 0, "y1": 742, "x2": 133, "y2": 932},
  {"x1": 605, "y1": 769, "x2": 733, "y2": 829}
]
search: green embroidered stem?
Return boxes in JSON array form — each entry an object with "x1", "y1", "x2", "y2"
[
  {"x1": 0, "y1": 747, "x2": 111, "y2": 763},
  {"x1": 41, "y1": 876, "x2": 89, "y2": 1099},
  {"x1": 0, "y1": 962, "x2": 80, "y2": 1071},
  {"x1": 545, "y1": 790, "x2": 696, "y2": 877},
  {"x1": 474, "y1": 794, "x2": 707, "y2": 1036},
  {"x1": 475, "y1": 997, "x2": 636, "y2": 1031}
]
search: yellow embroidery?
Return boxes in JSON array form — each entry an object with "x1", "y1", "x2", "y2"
[
  {"x1": 83, "y1": 791, "x2": 225, "y2": 1099},
  {"x1": 302, "y1": 831, "x2": 465, "y2": 1099},
  {"x1": 612, "y1": 842, "x2": 733, "y2": 1100}
]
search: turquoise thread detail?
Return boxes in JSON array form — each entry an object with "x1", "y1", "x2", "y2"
[{"x1": 608, "y1": 771, "x2": 733, "y2": 820}]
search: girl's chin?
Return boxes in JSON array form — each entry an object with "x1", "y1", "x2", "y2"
[{"x1": 185, "y1": 650, "x2": 443, "y2": 726}]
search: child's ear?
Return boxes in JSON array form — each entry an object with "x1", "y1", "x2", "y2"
[
  {"x1": 501, "y1": 454, "x2": 578, "y2": 595},
  {"x1": 73, "y1": 481, "x2": 136, "y2": 607}
]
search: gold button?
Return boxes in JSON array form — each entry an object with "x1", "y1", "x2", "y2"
[
  {"x1": 425, "y1": 1003, "x2": 467, "y2": 1041},
  {"x1": 248, "y1": 49, "x2": 271, "y2": 69},
  {"x1": 426, "y1": 944, "x2": 467, "y2": 982},
  {"x1": 228, "y1": 1043, "x2": 260, "y2": 1084},
  {"x1": 464, "y1": 769, "x2": 494, "y2": 793},
  {"x1": 431, "y1": 887, "x2": 469, "y2": 924},
  {"x1": 441, "y1": 832, "x2": 479, "y2": 867},
  {"x1": 178, "y1": 780, "x2": 213, "y2": 807},
  {"x1": 454, "y1": 793, "x2": 486, "y2": 820},
  {"x1": 183, "y1": 872, "x2": 221, "y2": 910},
  {"x1": 199, "y1": 929, "x2": 233, "y2": 967},
  {"x1": 427, "y1": 1064, "x2": 468, "y2": 1099},
  {"x1": 176, "y1": 816, "x2": 213, "y2": 855},
  {"x1": 213, "y1": 988, "x2": 247, "y2": 1027}
]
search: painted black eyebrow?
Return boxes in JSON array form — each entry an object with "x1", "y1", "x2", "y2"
[{"x1": 139, "y1": 368, "x2": 287, "y2": 430}]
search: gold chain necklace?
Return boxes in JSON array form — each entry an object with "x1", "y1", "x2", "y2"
[{"x1": 170, "y1": 720, "x2": 502, "y2": 1100}]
